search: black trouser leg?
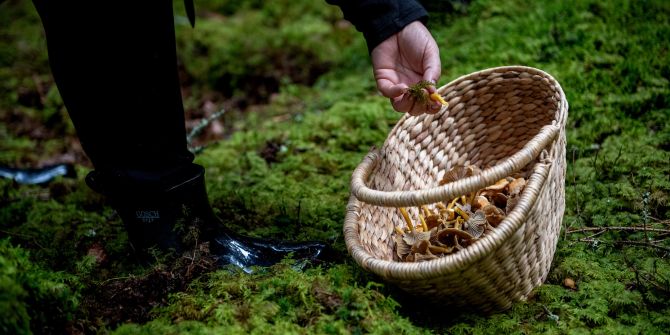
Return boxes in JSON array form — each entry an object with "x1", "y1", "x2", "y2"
[
  {"x1": 32, "y1": 0, "x2": 194, "y2": 175},
  {"x1": 31, "y1": 0, "x2": 328, "y2": 265}
]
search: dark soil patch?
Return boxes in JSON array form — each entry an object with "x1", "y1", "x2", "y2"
[{"x1": 74, "y1": 245, "x2": 218, "y2": 334}]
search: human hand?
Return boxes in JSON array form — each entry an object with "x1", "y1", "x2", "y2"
[{"x1": 371, "y1": 21, "x2": 442, "y2": 116}]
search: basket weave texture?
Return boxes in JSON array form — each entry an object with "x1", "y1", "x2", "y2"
[{"x1": 344, "y1": 66, "x2": 568, "y2": 312}]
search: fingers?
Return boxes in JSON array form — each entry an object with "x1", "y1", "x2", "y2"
[
  {"x1": 373, "y1": 20, "x2": 443, "y2": 117},
  {"x1": 380, "y1": 79, "x2": 442, "y2": 116},
  {"x1": 422, "y1": 53, "x2": 441, "y2": 87},
  {"x1": 420, "y1": 24, "x2": 442, "y2": 85},
  {"x1": 389, "y1": 94, "x2": 415, "y2": 114},
  {"x1": 426, "y1": 100, "x2": 443, "y2": 114},
  {"x1": 391, "y1": 92, "x2": 443, "y2": 116}
]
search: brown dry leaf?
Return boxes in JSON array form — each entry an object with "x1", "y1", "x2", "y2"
[{"x1": 87, "y1": 243, "x2": 108, "y2": 265}]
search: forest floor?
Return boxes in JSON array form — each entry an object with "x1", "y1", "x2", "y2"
[{"x1": 1, "y1": 0, "x2": 669, "y2": 334}]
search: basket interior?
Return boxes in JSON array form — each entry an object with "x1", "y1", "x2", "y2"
[{"x1": 361, "y1": 69, "x2": 563, "y2": 261}]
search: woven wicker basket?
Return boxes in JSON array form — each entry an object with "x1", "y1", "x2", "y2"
[{"x1": 344, "y1": 66, "x2": 568, "y2": 312}]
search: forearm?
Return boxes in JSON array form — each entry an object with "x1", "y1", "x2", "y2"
[{"x1": 326, "y1": 0, "x2": 428, "y2": 53}]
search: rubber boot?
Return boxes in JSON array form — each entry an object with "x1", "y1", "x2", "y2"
[{"x1": 86, "y1": 164, "x2": 326, "y2": 270}]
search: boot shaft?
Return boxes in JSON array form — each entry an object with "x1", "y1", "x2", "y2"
[{"x1": 86, "y1": 163, "x2": 214, "y2": 253}]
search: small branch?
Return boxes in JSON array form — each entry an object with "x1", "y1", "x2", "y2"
[
  {"x1": 0, "y1": 229, "x2": 46, "y2": 250},
  {"x1": 567, "y1": 227, "x2": 670, "y2": 234},
  {"x1": 642, "y1": 191, "x2": 651, "y2": 241},
  {"x1": 186, "y1": 107, "x2": 226, "y2": 154},
  {"x1": 613, "y1": 240, "x2": 670, "y2": 252},
  {"x1": 584, "y1": 229, "x2": 607, "y2": 240},
  {"x1": 0, "y1": 229, "x2": 35, "y2": 239},
  {"x1": 640, "y1": 273, "x2": 670, "y2": 295},
  {"x1": 99, "y1": 275, "x2": 136, "y2": 285},
  {"x1": 577, "y1": 238, "x2": 670, "y2": 253},
  {"x1": 187, "y1": 108, "x2": 226, "y2": 144}
]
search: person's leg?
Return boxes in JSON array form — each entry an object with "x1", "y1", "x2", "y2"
[
  {"x1": 33, "y1": 0, "x2": 193, "y2": 172},
  {"x1": 33, "y1": 0, "x2": 196, "y2": 252},
  {"x1": 32, "y1": 0, "x2": 326, "y2": 267}
]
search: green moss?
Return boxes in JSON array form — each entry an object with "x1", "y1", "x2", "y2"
[
  {"x1": 1, "y1": 0, "x2": 669, "y2": 333},
  {"x1": 113, "y1": 261, "x2": 426, "y2": 334},
  {"x1": 174, "y1": 0, "x2": 359, "y2": 102},
  {"x1": 0, "y1": 176, "x2": 128, "y2": 272},
  {"x1": 406, "y1": 80, "x2": 434, "y2": 104},
  {"x1": 0, "y1": 239, "x2": 81, "y2": 335}
]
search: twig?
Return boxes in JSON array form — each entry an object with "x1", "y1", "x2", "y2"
[
  {"x1": 613, "y1": 240, "x2": 670, "y2": 252},
  {"x1": 652, "y1": 237, "x2": 670, "y2": 244},
  {"x1": 184, "y1": 237, "x2": 199, "y2": 279},
  {"x1": 642, "y1": 191, "x2": 651, "y2": 241},
  {"x1": 186, "y1": 107, "x2": 226, "y2": 154},
  {"x1": 0, "y1": 229, "x2": 46, "y2": 250},
  {"x1": 187, "y1": 108, "x2": 226, "y2": 143},
  {"x1": 1, "y1": 229, "x2": 34, "y2": 239},
  {"x1": 577, "y1": 238, "x2": 670, "y2": 253},
  {"x1": 640, "y1": 273, "x2": 670, "y2": 295},
  {"x1": 584, "y1": 229, "x2": 607, "y2": 240},
  {"x1": 99, "y1": 275, "x2": 136, "y2": 285},
  {"x1": 566, "y1": 147, "x2": 579, "y2": 241},
  {"x1": 567, "y1": 227, "x2": 670, "y2": 234},
  {"x1": 542, "y1": 305, "x2": 560, "y2": 325}
]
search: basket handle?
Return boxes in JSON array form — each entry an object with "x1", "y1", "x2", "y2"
[{"x1": 351, "y1": 124, "x2": 560, "y2": 207}]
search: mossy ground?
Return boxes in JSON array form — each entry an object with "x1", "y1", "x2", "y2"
[{"x1": 1, "y1": 0, "x2": 669, "y2": 334}]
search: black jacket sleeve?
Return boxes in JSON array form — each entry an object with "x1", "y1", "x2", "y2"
[{"x1": 326, "y1": 0, "x2": 429, "y2": 53}]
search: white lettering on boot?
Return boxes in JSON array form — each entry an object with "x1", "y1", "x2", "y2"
[{"x1": 136, "y1": 210, "x2": 160, "y2": 223}]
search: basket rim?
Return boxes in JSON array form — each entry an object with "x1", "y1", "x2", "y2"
[{"x1": 350, "y1": 125, "x2": 558, "y2": 207}]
